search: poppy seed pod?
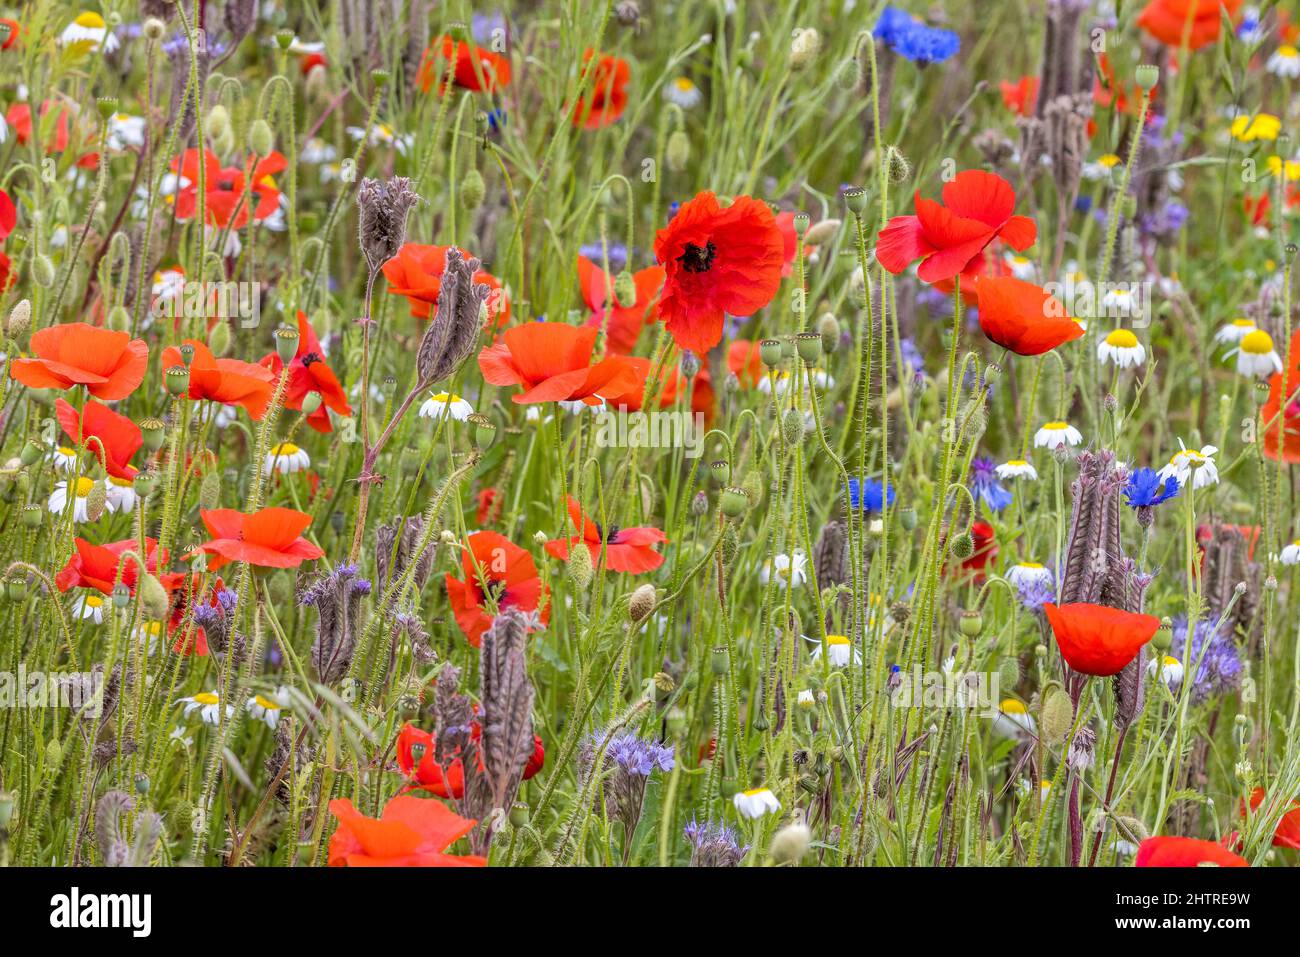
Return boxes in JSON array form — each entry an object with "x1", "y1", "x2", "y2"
[
  {"x1": 1134, "y1": 64, "x2": 1159, "y2": 92},
  {"x1": 5, "y1": 576, "x2": 25, "y2": 601},
  {"x1": 842, "y1": 186, "x2": 868, "y2": 215},
  {"x1": 467, "y1": 412, "x2": 496, "y2": 450},
  {"x1": 759, "y1": 338, "x2": 783, "y2": 367},
  {"x1": 139, "y1": 419, "x2": 166, "y2": 452},
  {"x1": 795, "y1": 331, "x2": 822, "y2": 363},
  {"x1": 792, "y1": 211, "x2": 811, "y2": 238},
  {"x1": 133, "y1": 470, "x2": 159, "y2": 497},
  {"x1": 509, "y1": 802, "x2": 529, "y2": 828},
  {"x1": 899, "y1": 506, "x2": 917, "y2": 529},
  {"x1": 710, "y1": 646, "x2": 729, "y2": 676},
  {"x1": 274, "y1": 326, "x2": 300, "y2": 364},
  {"x1": 178, "y1": 342, "x2": 195, "y2": 366},
  {"x1": 96, "y1": 97, "x2": 119, "y2": 120},
  {"x1": 959, "y1": 609, "x2": 982, "y2": 637},
  {"x1": 274, "y1": 29, "x2": 295, "y2": 51},
  {"x1": 720, "y1": 486, "x2": 749, "y2": 518},
  {"x1": 164, "y1": 366, "x2": 190, "y2": 396},
  {"x1": 21, "y1": 505, "x2": 42, "y2": 528},
  {"x1": 710, "y1": 460, "x2": 730, "y2": 485}
]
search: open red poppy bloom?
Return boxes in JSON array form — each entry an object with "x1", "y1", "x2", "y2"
[
  {"x1": 6, "y1": 101, "x2": 72, "y2": 151},
  {"x1": 600, "y1": 355, "x2": 715, "y2": 423},
  {"x1": 573, "y1": 50, "x2": 630, "y2": 128},
  {"x1": 1135, "y1": 835, "x2": 1248, "y2": 867},
  {"x1": 188, "y1": 507, "x2": 324, "y2": 571},
  {"x1": 396, "y1": 722, "x2": 545, "y2": 799},
  {"x1": 544, "y1": 496, "x2": 667, "y2": 574},
  {"x1": 1043, "y1": 602, "x2": 1161, "y2": 677},
  {"x1": 416, "y1": 35, "x2": 511, "y2": 94},
  {"x1": 577, "y1": 255, "x2": 664, "y2": 355},
  {"x1": 876, "y1": 170, "x2": 1037, "y2": 285},
  {"x1": 56, "y1": 537, "x2": 175, "y2": 595},
  {"x1": 975, "y1": 276, "x2": 1083, "y2": 356},
  {"x1": 55, "y1": 398, "x2": 142, "y2": 480},
  {"x1": 1262, "y1": 328, "x2": 1300, "y2": 462},
  {"x1": 0, "y1": 188, "x2": 16, "y2": 242},
  {"x1": 163, "y1": 339, "x2": 275, "y2": 419},
  {"x1": 445, "y1": 531, "x2": 549, "y2": 647},
  {"x1": 476, "y1": 487, "x2": 501, "y2": 526},
  {"x1": 166, "y1": 572, "x2": 225, "y2": 657},
  {"x1": 727, "y1": 340, "x2": 768, "y2": 387},
  {"x1": 478, "y1": 321, "x2": 638, "y2": 405},
  {"x1": 1137, "y1": 0, "x2": 1240, "y2": 50},
  {"x1": 172, "y1": 149, "x2": 287, "y2": 229},
  {"x1": 654, "y1": 191, "x2": 784, "y2": 355},
  {"x1": 1242, "y1": 788, "x2": 1300, "y2": 850},
  {"x1": 11, "y1": 322, "x2": 148, "y2": 400},
  {"x1": 258, "y1": 311, "x2": 353, "y2": 433},
  {"x1": 328, "y1": 795, "x2": 485, "y2": 867},
  {"x1": 382, "y1": 243, "x2": 510, "y2": 324},
  {"x1": 999, "y1": 76, "x2": 1039, "y2": 117}
]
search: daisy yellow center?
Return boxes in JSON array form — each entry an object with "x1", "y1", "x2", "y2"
[
  {"x1": 84, "y1": 594, "x2": 104, "y2": 608},
  {"x1": 109, "y1": 475, "x2": 133, "y2": 487},
  {"x1": 74, "y1": 12, "x2": 105, "y2": 28},
  {"x1": 742, "y1": 788, "x2": 768, "y2": 797},
  {"x1": 1280, "y1": 45, "x2": 1298, "y2": 57},
  {"x1": 1006, "y1": 459, "x2": 1029, "y2": 467},
  {"x1": 271, "y1": 442, "x2": 300, "y2": 456},
  {"x1": 1173, "y1": 449, "x2": 1206, "y2": 466},
  {"x1": 1162, "y1": 656, "x2": 1180, "y2": 667},
  {"x1": 142, "y1": 621, "x2": 162, "y2": 636},
  {"x1": 1098, "y1": 154, "x2": 1120, "y2": 168},
  {"x1": 431, "y1": 392, "x2": 463, "y2": 403},
  {"x1": 1240, "y1": 329, "x2": 1275, "y2": 355},
  {"x1": 825, "y1": 635, "x2": 850, "y2": 646},
  {"x1": 1019, "y1": 562, "x2": 1044, "y2": 570},
  {"x1": 1000, "y1": 699, "x2": 1027, "y2": 715},
  {"x1": 1105, "y1": 329, "x2": 1138, "y2": 348},
  {"x1": 1043, "y1": 422, "x2": 1068, "y2": 431},
  {"x1": 193, "y1": 692, "x2": 219, "y2": 706},
  {"x1": 673, "y1": 77, "x2": 696, "y2": 92},
  {"x1": 58, "y1": 446, "x2": 75, "y2": 456},
  {"x1": 1231, "y1": 318, "x2": 1255, "y2": 328},
  {"x1": 73, "y1": 476, "x2": 95, "y2": 497},
  {"x1": 254, "y1": 694, "x2": 281, "y2": 711}
]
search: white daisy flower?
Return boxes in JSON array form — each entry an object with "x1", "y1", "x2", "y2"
[
  {"x1": 733, "y1": 787, "x2": 781, "y2": 819},
  {"x1": 72, "y1": 591, "x2": 108, "y2": 624},
  {"x1": 757, "y1": 368, "x2": 834, "y2": 395},
  {"x1": 991, "y1": 698, "x2": 1036, "y2": 740},
  {"x1": 1097, "y1": 328, "x2": 1145, "y2": 368},
  {"x1": 107, "y1": 113, "x2": 146, "y2": 151},
  {"x1": 663, "y1": 76, "x2": 703, "y2": 109},
  {"x1": 60, "y1": 11, "x2": 119, "y2": 53},
  {"x1": 1005, "y1": 253, "x2": 1036, "y2": 280},
  {"x1": 48, "y1": 476, "x2": 99, "y2": 522},
  {"x1": 1215, "y1": 317, "x2": 1257, "y2": 344},
  {"x1": 1267, "y1": 44, "x2": 1300, "y2": 79},
  {"x1": 1033, "y1": 421, "x2": 1082, "y2": 449},
  {"x1": 0, "y1": 112, "x2": 7, "y2": 144},
  {"x1": 134, "y1": 619, "x2": 165, "y2": 654},
  {"x1": 246, "y1": 688, "x2": 289, "y2": 730},
  {"x1": 346, "y1": 122, "x2": 413, "y2": 155},
  {"x1": 807, "y1": 634, "x2": 859, "y2": 668},
  {"x1": 178, "y1": 691, "x2": 234, "y2": 726},
  {"x1": 419, "y1": 392, "x2": 475, "y2": 422},
  {"x1": 1233, "y1": 329, "x2": 1283, "y2": 378},
  {"x1": 169, "y1": 725, "x2": 193, "y2": 749},
  {"x1": 265, "y1": 442, "x2": 310, "y2": 476},
  {"x1": 49, "y1": 445, "x2": 80, "y2": 472},
  {"x1": 558, "y1": 397, "x2": 605, "y2": 416},
  {"x1": 1157, "y1": 440, "x2": 1219, "y2": 490},
  {"x1": 761, "y1": 551, "x2": 808, "y2": 589},
  {"x1": 1278, "y1": 540, "x2": 1300, "y2": 565},
  {"x1": 995, "y1": 459, "x2": 1038, "y2": 481},
  {"x1": 1147, "y1": 654, "x2": 1183, "y2": 689},
  {"x1": 1006, "y1": 562, "x2": 1053, "y2": 589},
  {"x1": 797, "y1": 688, "x2": 816, "y2": 708},
  {"x1": 104, "y1": 475, "x2": 136, "y2": 514},
  {"x1": 1101, "y1": 286, "x2": 1139, "y2": 317},
  {"x1": 299, "y1": 137, "x2": 338, "y2": 165},
  {"x1": 1082, "y1": 153, "x2": 1122, "y2": 181}
]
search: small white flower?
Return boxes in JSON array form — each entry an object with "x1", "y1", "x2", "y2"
[
  {"x1": 1081, "y1": 153, "x2": 1122, "y2": 181},
  {"x1": 72, "y1": 592, "x2": 108, "y2": 624},
  {"x1": 1267, "y1": 44, "x2": 1300, "y2": 79},
  {"x1": 1005, "y1": 253, "x2": 1036, "y2": 281},
  {"x1": 758, "y1": 368, "x2": 833, "y2": 396},
  {"x1": 134, "y1": 620, "x2": 165, "y2": 653},
  {"x1": 49, "y1": 445, "x2": 80, "y2": 472},
  {"x1": 1033, "y1": 421, "x2": 1082, "y2": 449},
  {"x1": 419, "y1": 392, "x2": 475, "y2": 422},
  {"x1": 991, "y1": 698, "x2": 1036, "y2": 740},
  {"x1": 1147, "y1": 654, "x2": 1184, "y2": 690},
  {"x1": 733, "y1": 787, "x2": 781, "y2": 819},
  {"x1": 1097, "y1": 328, "x2": 1145, "y2": 368},
  {"x1": 178, "y1": 691, "x2": 234, "y2": 726},
  {"x1": 300, "y1": 138, "x2": 338, "y2": 165},
  {"x1": 246, "y1": 688, "x2": 289, "y2": 730},
  {"x1": 1006, "y1": 562, "x2": 1053, "y2": 589},
  {"x1": 1101, "y1": 286, "x2": 1139, "y2": 317},
  {"x1": 104, "y1": 475, "x2": 137, "y2": 514},
  {"x1": 808, "y1": 634, "x2": 859, "y2": 668},
  {"x1": 663, "y1": 76, "x2": 703, "y2": 109},
  {"x1": 48, "y1": 476, "x2": 99, "y2": 523},
  {"x1": 265, "y1": 442, "x2": 310, "y2": 476},
  {"x1": 60, "y1": 12, "x2": 119, "y2": 53},
  {"x1": 1215, "y1": 317, "x2": 1257, "y2": 344},
  {"x1": 1232, "y1": 329, "x2": 1283, "y2": 378},
  {"x1": 1157, "y1": 439, "x2": 1219, "y2": 490},
  {"x1": 797, "y1": 689, "x2": 815, "y2": 708},
  {"x1": 346, "y1": 122, "x2": 413, "y2": 155},
  {"x1": 761, "y1": 551, "x2": 808, "y2": 589},
  {"x1": 1111, "y1": 839, "x2": 1140, "y2": 857},
  {"x1": 1280, "y1": 541, "x2": 1300, "y2": 566},
  {"x1": 995, "y1": 459, "x2": 1038, "y2": 481},
  {"x1": 107, "y1": 113, "x2": 146, "y2": 151}
]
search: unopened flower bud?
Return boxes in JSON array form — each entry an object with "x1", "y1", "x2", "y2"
[
  {"x1": 629, "y1": 583, "x2": 656, "y2": 622},
  {"x1": 459, "y1": 168, "x2": 485, "y2": 210}
]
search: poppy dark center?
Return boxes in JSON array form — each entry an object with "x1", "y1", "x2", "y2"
[
  {"x1": 218, "y1": 178, "x2": 236, "y2": 191},
  {"x1": 301, "y1": 352, "x2": 321, "y2": 368},
  {"x1": 678, "y1": 241, "x2": 716, "y2": 274},
  {"x1": 592, "y1": 521, "x2": 620, "y2": 543}
]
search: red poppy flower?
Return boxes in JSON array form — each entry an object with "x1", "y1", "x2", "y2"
[
  {"x1": 55, "y1": 398, "x2": 142, "y2": 480},
  {"x1": 1135, "y1": 835, "x2": 1248, "y2": 867},
  {"x1": 477, "y1": 321, "x2": 638, "y2": 405},
  {"x1": 172, "y1": 149, "x2": 287, "y2": 229},
  {"x1": 573, "y1": 50, "x2": 630, "y2": 129},
  {"x1": 416, "y1": 35, "x2": 511, "y2": 94},
  {"x1": 166, "y1": 572, "x2": 225, "y2": 657},
  {"x1": 0, "y1": 188, "x2": 15, "y2": 242},
  {"x1": 162, "y1": 339, "x2": 275, "y2": 419},
  {"x1": 328, "y1": 795, "x2": 485, "y2": 867},
  {"x1": 599, "y1": 355, "x2": 715, "y2": 424},
  {"x1": 6, "y1": 101, "x2": 72, "y2": 151},
  {"x1": 974, "y1": 276, "x2": 1083, "y2": 356},
  {"x1": 544, "y1": 496, "x2": 667, "y2": 574},
  {"x1": 1242, "y1": 787, "x2": 1300, "y2": 850},
  {"x1": 56, "y1": 537, "x2": 174, "y2": 595},
  {"x1": 577, "y1": 255, "x2": 664, "y2": 355},
  {"x1": 10, "y1": 322, "x2": 148, "y2": 400},
  {"x1": 876, "y1": 170, "x2": 1037, "y2": 285},
  {"x1": 1262, "y1": 328, "x2": 1300, "y2": 462},
  {"x1": 258, "y1": 311, "x2": 353, "y2": 433},
  {"x1": 1136, "y1": 0, "x2": 1240, "y2": 51},
  {"x1": 957, "y1": 520, "x2": 999, "y2": 581},
  {"x1": 999, "y1": 76, "x2": 1039, "y2": 117},
  {"x1": 476, "y1": 487, "x2": 502, "y2": 526},
  {"x1": 396, "y1": 722, "x2": 545, "y2": 799},
  {"x1": 0, "y1": 17, "x2": 20, "y2": 50},
  {"x1": 300, "y1": 52, "x2": 326, "y2": 74},
  {"x1": 382, "y1": 243, "x2": 510, "y2": 324},
  {"x1": 0, "y1": 252, "x2": 14, "y2": 295},
  {"x1": 727, "y1": 340, "x2": 768, "y2": 387},
  {"x1": 444, "y1": 531, "x2": 549, "y2": 647},
  {"x1": 1043, "y1": 602, "x2": 1161, "y2": 677},
  {"x1": 188, "y1": 507, "x2": 324, "y2": 571},
  {"x1": 654, "y1": 191, "x2": 784, "y2": 355}
]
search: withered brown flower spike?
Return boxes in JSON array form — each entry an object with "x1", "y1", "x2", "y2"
[{"x1": 356, "y1": 176, "x2": 421, "y2": 275}]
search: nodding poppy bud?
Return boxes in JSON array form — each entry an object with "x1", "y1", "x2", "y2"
[
  {"x1": 720, "y1": 486, "x2": 750, "y2": 518},
  {"x1": 959, "y1": 609, "x2": 982, "y2": 637},
  {"x1": 107, "y1": 304, "x2": 130, "y2": 331},
  {"x1": 112, "y1": 583, "x2": 131, "y2": 608},
  {"x1": 997, "y1": 658, "x2": 1020, "y2": 691},
  {"x1": 84, "y1": 482, "x2": 108, "y2": 522},
  {"x1": 948, "y1": 530, "x2": 974, "y2": 560},
  {"x1": 710, "y1": 460, "x2": 730, "y2": 485},
  {"x1": 1040, "y1": 685, "x2": 1074, "y2": 744},
  {"x1": 275, "y1": 326, "x2": 300, "y2": 364},
  {"x1": 679, "y1": 350, "x2": 700, "y2": 379},
  {"x1": 207, "y1": 320, "x2": 231, "y2": 357},
  {"x1": 6, "y1": 299, "x2": 31, "y2": 341},
  {"x1": 817, "y1": 312, "x2": 840, "y2": 352},
  {"x1": 133, "y1": 470, "x2": 159, "y2": 498},
  {"x1": 21, "y1": 504, "x2": 42, "y2": 528},
  {"x1": 759, "y1": 338, "x2": 783, "y2": 367},
  {"x1": 459, "y1": 168, "x2": 485, "y2": 210},
  {"x1": 666, "y1": 130, "x2": 690, "y2": 172},
  {"x1": 795, "y1": 331, "x2": 822, "y2": 363},
  {"x1": 164, "y1": 366, "x2": 190, "y2": 396},
  {"x1": 299, "y1": 391, "x2": 323, "y2": 416},
  {"x1": 134, "y1": 774, "x2": 150, "y2": 796},
  {"x1": 614, "y1": 270, "x2": 637, "y2": 309},
  {"x1": 178, "y1": 343, "x2": 196, "y2": 366},
  {"x1": 139, "y1": 573, "x2": 170, "y2": 620},
  {"x1": 139, "y1": 419, "x2": 166, "y2": 452},
  {"x1": 789, "y1": 27, "x2": 821, "y2": 70},
  {"x1": 842, "y1": 186, "x2": 868, "y2": 215},
  {"x1": 567, "y1": 542, "x2": 594, "y2": 589},
  {"x1": 720, "y1": 524, "x2": 739, "y2": 564},
  {"x1": 19, "y1": 440, "x2": 42, "y2": 467},
  {"x1": 629, "y1": 583, "x2": 656, "y2": 622},
  {"x1": 509, "y1": 802, "x2": 529, "y2": 828},
  {"x1": 199, "y1": 470, "x2": 221, "y2": 511},
  {"x1": 690, "y1": 490, "x2": 709, "y2": 516},
  {"x1": 885, "y1": 145, "x2": 912, "y2": 185},
  {"x1": 206, "y1": 105, "x2": 231, "y2": 141},
  {"x1": 467, "y1": 412, "x2": 496, "y2": 450},
  {"x1": 31, "y1": 254, "x2": 55, "y2": 288},
  {"x1": 804, "y1": 218, "x2": 841, "y2": 246},
  {"x1": 5, "y1": 576, "x2": 25, "y2": 601},
  {"x1": 1134, "y1": 64, "x2": 1159, "y2": 92},
  {"x1": 710, "y1": 646, "x2": 729, "y2": 676},
  {"x1": 781, "y1": 408, "x2": 805, "y2": 445}
]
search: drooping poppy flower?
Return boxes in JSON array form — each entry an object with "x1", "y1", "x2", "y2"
[
  {"x1": 1242, "y1": 788, "x2": 1300, "y2": 850},
  {"x1": 1136, "y1": 0, "x2": 1240, "y2": 51},
  {"x1": 55, "y1": 398, "x2": 142, "y2": 480},
  {"x1": 0, "y1": 188, "x2": 16, "y2": 242},
  {"x1": 654, "y1": 191, "x2": 785, "y2": 355},
  {"x1": 599, "y1": 355, "x2": 715, "y2": 424},
  {"x1": 258, "y1": 311, "x2": 353, "y2": 433},
  {"x1": 327, "y1": 795, "x2": 486, "y2": 867},
  {"x1": 55, "y1": 537, "x2": 174, "y2": 595},
  {"x1": 6, "y1": 101, "x2": 72, "y2": 151},
  {"x1": 544, "y1": 496, "x2": 667, "y2": 574},
  {"x1": 444, "y1": 531, "x2": 549, "y2": 646},
  {"x1": 577, "y1": 255, "x2": 664, "y2": 354},
  {"x1": 999, "y1": 76, "x2": 1039, "y2": 117},
  {"x1": 727, "y1": 339, "x2": 768, "y2": 387},
  {"x1": 1135, "y1": 835, "x2": 1248, "y2": 867},
  {"x1": 162, "y1": 339, "x2": 276, "y2": 419},
  {"x1": 188, "y1": 507, "x2": 324, "y2": 571},
  {"x1": 416, "y1": 35, "x2": 512, "y2": 94},
  {"x1": 1262, "y1": 328, "x2": 1300, "y2": 462},
  {"x1": 876, "y1": 170, "x2": 1037, "y2": 285},
  {"x1": 477, "y1": 322, "x2": 638, "y2": 405},
  {"x1": 382, "y1": 243, "x2": 510, "y2": 324},
  {"x1": 10, "y1": 322, "x2": 148, "y2": 400},
  {"x1": 1043, "y1": 602, "x2": 1161, "y2": 677},
  {"x1": 974, "y1": 276, "x2": 1083, "y2": 356},
  {"x1": 172, "y1": 149, "x2": 287, "y2": 229},
  {"x1": 396, "y1": 721, "x2": 545, "y2": 799},
  {"x1": 573, "y1": 50, "x2": 630, "y2": 129}
]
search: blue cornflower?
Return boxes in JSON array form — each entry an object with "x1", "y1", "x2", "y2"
[
  {"x1": 969, "y1": 456, "x2": 1013, "y2": 513},
  {"x1": 1123, "y1": 467, "x2": 1180, "y2": 508},
  {"x1": 874, "y1": 7, "x2": 960, "y2": 64},
  {"x1": 847, "y1": 477, "x2": 895, "y2": 513}
]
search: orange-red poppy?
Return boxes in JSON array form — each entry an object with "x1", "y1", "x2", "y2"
[
  {"x1": 1136, "y1": 0, "x2": 1240, "y2": 51},
  {"x1": 258, "y1": 311, "x2": 353, "y2": 433},
  {"x1": 1135, "y1": 835, "x2": 1248, "y2": 867},
  {"x1": 544, "y1": 496, "x2": 667, "y2": 574},
  {"x1": 172, "y1": 149, "x2": 287, "y2": 229},
  {"x1": 476, "y1": 487, "x2": 501, "y2": 526},
  {"x1": 1242, "y1": 788, "x2": 1300, "y2": 850},
  {"x1": 655, "y1": 191, "x2": 784, "y2": 355},
  {"x1": 55, "y1": 398, "x2": 142, "y2": 480},
  {"x1": 876, "y1": 170, "x2": 1037, "y2": 285},
  {"x1": 577, "y1": 255, "x2": 664, "y2": 355},
  {"x1": 573, "y1": 50, "x2": 630, "y2": 129},
  {"x1": 416, "y1": 35, "x2": 512, "y2": 94},
  {"x1": 0, "y1": 188, "x2": 15, "y2": 242},
  {"x1": 0, "y1": 252, "x2": 14, "y2": 295},
  {"x1": 188, "y1": 507, "x2": 324, "y2": 571},
  {"x1": 6, "y1": 101, "x2": 72, "y2": 152},
  {"x1": 0, "y1": 17, "x2": 20, "y2": 50},
  {"x1": 166, "y1": 572, "x2": 225, "y2": 657},
  {"x1": 477, "y1": 321, "x2": 638, "y2": 405},
  {"x1": 444, "y1": 530, "x2": 549, "y2": 647},
  {"x1": 56, "y1": 537, "x2": 175, "y2": 595},
  {"x1": 1043, "y1": 602, "x2": 1161, "y2": 677},
  {"x1": 727, "y1": 340, "x2": 768, "y2": 387},
  {"x1": 396, "y1": 721, "x2": 545, "y2": 799},
  {"x1": 598, "y1": 355, "x2": 715, "y2": 424},
  {"x1": 974, "y1": 276, "x2": 1083, "y2": 356},
  {"x1": 10, "y1": 322, "x2": 148, "y2": 400},
  {"x1": 382, "y1": 243, "x2": 510, "y2": 324},
  {"x1": 328, "y1": 795, "x2": 486, "y2": 867},
  {"x1": 162, "y1": 339, "x2": 275, "y2": 419},
  {"x1": 999, "y1": 76, "x2": 1039, "y2": 117},
  {"x1": 1262, "y1": 328, "x2": 1300, "y2": 462}
]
